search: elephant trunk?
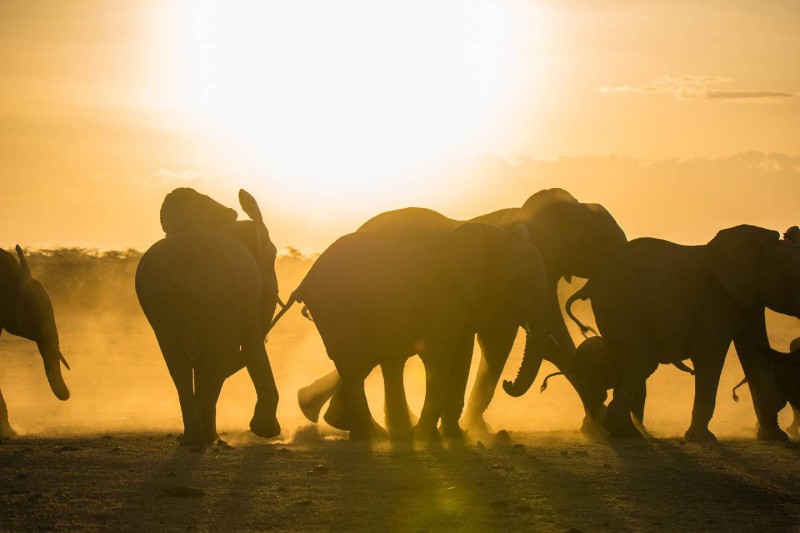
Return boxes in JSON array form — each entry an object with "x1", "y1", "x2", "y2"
[
  {"x1": 502, "y1": 324, "x2": 553, "y2": 398},
  {"x1": 39, "y1": 341, "x2": 70, "y2": 401}
]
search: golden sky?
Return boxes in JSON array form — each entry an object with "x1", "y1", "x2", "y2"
[{"x1": 1, "y1": 0, "x2": 798, "y2": 251}]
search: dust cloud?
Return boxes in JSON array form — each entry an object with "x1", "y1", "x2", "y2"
[{"x1": 1, "y1": 250, "x2": 797, "y2": 440}]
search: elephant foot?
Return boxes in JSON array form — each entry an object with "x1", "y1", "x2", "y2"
[
  {"x1": 411, "y1": 423, "x2": 442, "y2": 442},
  {"x1": 385, "y1": 408, "x2": 418, "y2": 441},
  {"x1": 323, "y1": 400, "x2": 351, "y2": 431},
  {"x1": 604, "y1": 417, "x2": 642, "y2": 439},
  {"x1": 684, "y1": 425, "x2": 717, "y2": 443},
  {"x1": 756, "y1": 425, "x2": 789, "y2": 442},
  {"x1": 0, "y1": 421, "x2": 17, "y2": 439},
  {"x1": 440, "y1": 422, "x2": 466, "y2": 443},
  {"x1": 580, "y1": 415, "x2": 608, "y2": 439},
  {"x1": 250, "y1": 415, "x2": 281, "y2": 439},
  {"x1": 179, "y1": 429, "x2": 207, "y2": 446},
  {"x1": 461, "y1": 414, "x2": 492, "y2": 439},
  {"x1": 349, "y1": 421, "x2": 389, "y2": 442},
  {"x1": 298, "y1": 386, "x2": 327, "y2": 424}
]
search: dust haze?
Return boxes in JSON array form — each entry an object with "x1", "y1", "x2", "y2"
[{"x1": 3, "y1": 247, "x2": 796, "y2": 440}]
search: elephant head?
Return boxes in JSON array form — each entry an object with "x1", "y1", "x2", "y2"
[
  {"x1": 160, "y1": 187, "x2": 238, "y2": 235},
  {"x1": 437, "y1": 223, "x2": 558, "y2": 396},
  {"x1": 4, "y1": 246, "x2": 70, "y2": 401},
  {"x1": 707, "y1": 225, "x2": 800, "y2": 319},
  {"x1": 521, "y1": 188, "x2": 628, "y2": 282}
]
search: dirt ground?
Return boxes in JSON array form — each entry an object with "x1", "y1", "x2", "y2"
[{"x1": 2, "y1": 429, "x2": 800, "y2": 532}]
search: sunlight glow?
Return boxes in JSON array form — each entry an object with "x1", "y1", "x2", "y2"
[{"x1": 159, "y1": 0, "x2": 536, "y2": 197}]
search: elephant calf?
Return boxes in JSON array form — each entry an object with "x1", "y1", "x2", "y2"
[
  {"x1": 731, "y1": 337, "x2": 800, "y2": 438},
  {"x1": 539, "y1": 336, "x2": 693, "y2": 435},
  {"x1": 1, "y1": 246, "x2": 70, "y2": 437}
]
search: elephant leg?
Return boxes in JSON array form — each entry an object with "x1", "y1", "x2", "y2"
[
  {"x1": 685, "y1": 347, "x2": 727, "y2": 442},
  {"x1": 413, "y1": 351, "x2": 448, "y2": 441},
  {"x1": 381, "y1": 358, "x2": 417, "y2": 440},
  {"x1": 165, "y1": 356, "x2": 203, "y2": 445},
  {"x1": 604, "y1": 365, "x2": 647, "y2": 438},
  {"x1": 194, "y1": 369, "x2": 224, "y2": 444},
  {"x1": 340, "y1": 373, "x2": 387, "y2": 441},
  {"x1": 441, "y1": 335, "x2": 475, "y2": 441},
  {"x1": 631, "y1": 382, "x2": 647, "y2": 425},
  {"x1": 734, "y1": 317, "x2": 788, "y2": 441},
  {"x1": 323, "y1": 388, "x2": 351, "y2": 430},
  {"x1": 244, "y1": 342, "x2": 281, "y2": 439},
  {"x1": 787, "y1": 403, "x2": 800, "y2": 440},
  {"x1": 298, "y1": 369, "x2": 342, "y2": 423},
  {"x1": 0, "y1": 388, "x2": 17, "y2": 438},
  {"x1": 463, "y1": 326, "x2": 515, "y2": 435}
]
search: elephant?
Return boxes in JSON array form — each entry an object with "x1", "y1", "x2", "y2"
[
  {"x1": 135, "y1": 190, "x2": 281, "y2": 445},
  {"x1": 297, "y1": 188, "x2": 627, "y2": 436},
  {"x1": 528, "y1": 225, "x2": 800, "y2": 442},
  {"x1": 272, "y1": 223, "x2": 556, "y2": 440},
  {"x1": 731, "y1": 337, "x2": 800, "y2": 439},
  {"x1": 538, "y1": 336, "x2": 694, "y2": 432},
  {"x1": 0, "y1": 246, "x2": 71, "y2": 437}
]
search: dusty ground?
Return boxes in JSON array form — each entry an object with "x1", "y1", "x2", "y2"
[{"x1": 2, "y1": 429, "x2": 800, "y2": 532}]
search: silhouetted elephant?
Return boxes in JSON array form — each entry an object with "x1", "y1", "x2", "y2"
[
  {"x1": 298, "y1": 188, "x2": 626, "y2": 436},
  {"x1": 0, "y1": 246, "x2": 70, "y2": 437},
  {"x1": 272, "y1": 223, "x2": 556, "y2": 440},
  {"x1": 541, "y1": 225, "x2": 800, "y2": 441},
  {"x1": 731, "y1": 337, "x2": 800, "y2": 438},
  {"x1": 136, "y1": 190, "x2": 281, "y2": 445},
  {"x1": 539, "y1": 336, "x2": 693, "y2": 432}
]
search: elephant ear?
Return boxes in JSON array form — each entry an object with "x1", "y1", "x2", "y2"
[
  {"x1": 439, "y1": 223, "x2": 500, "y2": 308},
  {"x1": 239, "y1": 189, "x2": 264, "y2": 224},
  {"x1": 707, "y1": 225, "x2": 780, "y2": 310},
  {"x1": 525, "y1": 201, "x2": 567, "y2": 283}
]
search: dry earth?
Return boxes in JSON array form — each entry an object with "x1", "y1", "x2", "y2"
[{"x1": 2, "y1": 429, "x2": 800, "y2": 532}]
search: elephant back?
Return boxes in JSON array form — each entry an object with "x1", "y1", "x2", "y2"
[{"x1": 136, "y1": 231, "x2": 262, "y2": 314}]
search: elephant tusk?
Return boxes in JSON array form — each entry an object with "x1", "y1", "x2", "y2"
[
  {"x1": 523, "y1": 323, "x2": 532, "y2": 335},
  {"x1": 59, "y1": 352, "x2": 71, "y2": 371},
  {"x1": 549, "y1": 334, "x2": 560, "y2": 347}
]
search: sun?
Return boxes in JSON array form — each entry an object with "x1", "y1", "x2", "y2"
[{"x1": 157, "y1": 0, "x2": 534, "y2": 199}]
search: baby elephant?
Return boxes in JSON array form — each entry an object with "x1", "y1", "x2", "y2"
[
  {"x1": 540, "y1": 337, "x2": 693, "y2": 435},
  {"x1": 731, "y1": 337, "x2": 800, "y2": 439}
]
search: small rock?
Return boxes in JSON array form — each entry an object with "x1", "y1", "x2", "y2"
[
  {"x1": 161, "y1": 486, "x2": 205, "y2": 498},
  {"x1": 494, "y1": 430, "x2": 512, "y2": 446},
  {"x1": 294, "y1": 500, "x2": 313, "y2": 506},
  {"x1": 574, "y1": 450, "x2": 589, "y2": 455},
  {"x1": 490, "y1": 464, "x2": 503, "y2": 469},
  {"x1": 490, "y1": 500, "x2": 508, "y2": 510},
  {"x1": 602, "y1": 463, "x2": 612, "y2": 469},
  {"x1": 57, "y1": 446, "x2": 79, "y2": 452},
  {"x1": 277, "y1": 486, "x2": 288, "y2": 492},
  {"x1": 312, "y1": 464, "x2": 329, "y2": 473}
]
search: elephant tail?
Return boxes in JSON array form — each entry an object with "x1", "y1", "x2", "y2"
[
  {"x1": 266, "y1": 293, "x2": 298, "y2": 334},
  {"x1": 565, "y1": 284, "x2": 597, "y2": 338},
  {"x1": 539, "y1": 371, "x2": 565, "y2": 393},
  {"x1": 731, "y1": 377, "x2": 748, "y2": 402}
]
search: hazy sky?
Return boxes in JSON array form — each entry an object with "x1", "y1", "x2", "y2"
[{"x1": 1, "y1": 0, "x2": 798, "y2": 251}]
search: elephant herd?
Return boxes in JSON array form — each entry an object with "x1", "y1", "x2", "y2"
[{"x1": 2, "y1": 187, "x2": 799, "y2": 446}]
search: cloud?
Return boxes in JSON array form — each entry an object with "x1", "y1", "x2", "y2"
[{"x1": 600, "y1": 75, "x2": 797, "y2": 103}]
